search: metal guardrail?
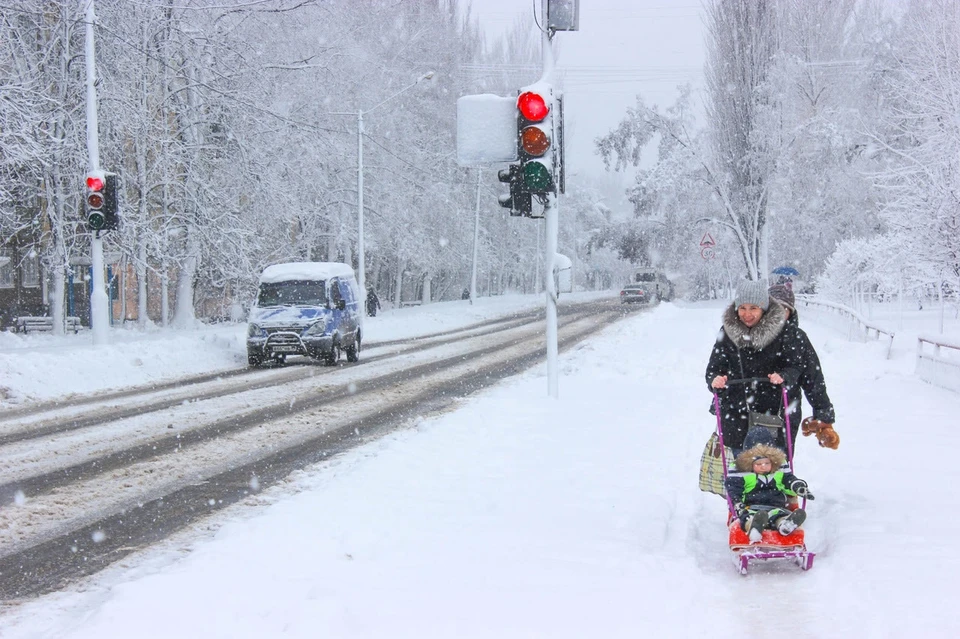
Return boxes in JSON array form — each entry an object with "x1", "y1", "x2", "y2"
[
  {"x1": 794, "y1": 295, "x2": 895, "y2": 359},
  {"x1": 916, "y1": 334, "x2": 960, "y2": 393}
]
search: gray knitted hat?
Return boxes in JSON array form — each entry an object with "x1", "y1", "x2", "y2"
[{"x1": 734, "y1": 279, "x2": 770, "y2": 310}]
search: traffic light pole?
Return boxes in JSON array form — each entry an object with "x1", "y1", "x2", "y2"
[
  {"x1": 357, "y1": 109, "x2": 366, "y2": 323},
  {"x1": 84, "y1": 0, "x2": 109, "y2": 345},
  {"x1": 470, "y1": 168, "x2": 482, "y2": 304},
  {"x1": 541, "y1": 2, "x2": 559, "y2": 398}
]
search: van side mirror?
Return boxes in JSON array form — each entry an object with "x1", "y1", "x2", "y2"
[{"x1": 336, "y1": 299, "x2": 346, "y2": 311}]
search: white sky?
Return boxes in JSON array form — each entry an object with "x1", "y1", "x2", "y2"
[
  {"x1": 1, "y1": 294, "x2": 960, "y2": 636},
  {"x1": 470, "y1": 0, "x2": 706, "y2": 181}
]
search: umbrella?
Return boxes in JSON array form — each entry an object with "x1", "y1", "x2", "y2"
[{"x1": 772, "y1": 266, "x2": 800, "y2": 276}]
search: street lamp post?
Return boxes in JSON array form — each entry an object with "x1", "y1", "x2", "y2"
[{"x1": 333, "y1": 71, "x2": 434, "y2": 319}]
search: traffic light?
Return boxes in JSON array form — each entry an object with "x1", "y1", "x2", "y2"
[
  {"x1": 85, "y1": 171, "x2": 119, "y2": 232},
  {"x1": 497, "y1": 165, "x2": 532, "y2": 216},
  {"x1": 85, "y1": 172, "x2": 106, "y2": 231},
  {"x1": 516, "y1": 87, "x2": 556, "y2": 195}
]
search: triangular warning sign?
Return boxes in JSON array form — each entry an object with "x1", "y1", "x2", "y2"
[{"x1": 700, "y1": 233, "x2": 715, "y2": 248}]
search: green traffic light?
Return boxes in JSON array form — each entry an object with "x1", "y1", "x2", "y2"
[
  {"x1": 522, "y1": 162, "x2": 553, "y2": 192},
  {"x1": 88, "y1": 211, "x2": 105, "y2": 231}
]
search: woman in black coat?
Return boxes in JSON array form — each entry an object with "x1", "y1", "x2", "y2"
[{"x1": 705, "y1": 280, "x2": 803, "y2": 452}]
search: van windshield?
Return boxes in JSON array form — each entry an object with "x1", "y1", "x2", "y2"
[{"x1": 257, "y1": 280, "x2": 327, "y2": 307}]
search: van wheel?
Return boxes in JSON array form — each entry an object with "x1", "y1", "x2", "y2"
[
  {"x1": 325, "y1": 341, "x2": 341, "y2": 366},
  {"x1": 346, "y1": 334, "x2": 360, "y2": 363},
  {"x1": 272, "y1": 354, "x2": 286, "y2": 366},
  {"x1": 248, "y1": 353, "x2": 264, "y2": 368}
]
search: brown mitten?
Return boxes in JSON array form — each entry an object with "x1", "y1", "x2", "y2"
[
  {"x1": 816, "y1": 424, "x2": 840, "y2": 450},
  {"x1": 801, "y1": 417, "x2": 823, "y2": 437}
]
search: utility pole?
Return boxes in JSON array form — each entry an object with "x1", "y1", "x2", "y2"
[
  {"x1": 84, "y1": 0, "x2": 109, "y2": 345},
  {"x1": 541, "y1": 0, "x2": 559, "y2": 398},
  {"x1": 357, "y1": 108, "x2": 365, "y2": 320},
  {"x1": 329, "y1": 72, "x2": 434, "y2": 321}
]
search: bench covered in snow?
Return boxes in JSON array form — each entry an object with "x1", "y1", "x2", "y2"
[{"x1": 14, "y1": 316, "x2": 82, "y2": 334}]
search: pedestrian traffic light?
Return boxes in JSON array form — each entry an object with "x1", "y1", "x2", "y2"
[
  {"x1": 516, "y1": 87, "x2": 556, "y2": 195},
  {"x1": 497, "y1": 165, "x2": 532, "y2": 216},
  {"x1": 85, "y1": 171, "x2": 119, "y2": 232}
]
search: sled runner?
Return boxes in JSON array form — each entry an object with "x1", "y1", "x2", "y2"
[{"x1": 713, "y1": 378, "x2": 816, "y2": 575}]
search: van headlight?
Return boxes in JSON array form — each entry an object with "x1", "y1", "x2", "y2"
[
  {"x1": 247, "y1": 324, "x2": 266, "y2": 338},
  {"x1": 303, "y1": 320, "x2": 329, "y2": 336}
]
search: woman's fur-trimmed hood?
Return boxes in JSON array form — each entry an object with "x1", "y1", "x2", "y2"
[
  {"x1": 735, "y1": 443, "x2": 787, "y2": 472},
  {"x1": 722, "y1": 301, "x2": 787, "y2": 350}
]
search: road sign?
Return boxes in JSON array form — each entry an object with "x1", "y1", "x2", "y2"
[
  {"x1": 701, "y1": 247, "x2": 715, "y2": 260},
  {"x1": 700, "y1": 232, "x2": 715, "y2": 248}
]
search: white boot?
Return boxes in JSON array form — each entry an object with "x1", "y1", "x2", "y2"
[{"x1": 777, "y1": 509, "x2": 806, "y2": 535}]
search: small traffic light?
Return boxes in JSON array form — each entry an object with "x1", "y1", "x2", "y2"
[
  {"x1": 497, "y1": 165, "x2": 532, "y2": 216},
  {"x1": 516, "y1": 88, "x2": 556, "y2": 195},
  {"x1": 86, "y1": 172, "x2": 106, "y2": 231},
  {"x1": 85, "y1": 171, "x2": 119, "y2": 232}
]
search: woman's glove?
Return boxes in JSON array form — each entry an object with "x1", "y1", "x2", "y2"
[
  {"x1": 816, "y1": 424, "x2": 840, "y2": 449},
  {"x1": 801, "y1": 417, "x2": 821, "y2": 436},
  {"x1": 801, "y1": 418, "x2": 840, "y2": 450}
]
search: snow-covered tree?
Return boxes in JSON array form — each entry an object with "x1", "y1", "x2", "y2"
[{"x1": 864, "y1": 0, "x2": 960, "y2": 301}]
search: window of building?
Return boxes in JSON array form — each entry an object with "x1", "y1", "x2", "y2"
[
  {"x1": 0, "y1": 248, "x2": 14, "y2": 289},
  {"x1": 21, "y1": 250, "x2": 40, "y2": 287}
]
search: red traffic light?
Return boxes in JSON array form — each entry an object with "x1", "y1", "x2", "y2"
[
  {"x1": 517, "y1": 92, "x2": 549, "y2": 122},
  {"x1": 86, "y1": 174, "x2": 105, "y2": 210}
]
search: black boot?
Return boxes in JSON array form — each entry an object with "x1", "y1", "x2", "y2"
[{"x1": 748, "y1": 510, "x2": 768, "y2": 543}]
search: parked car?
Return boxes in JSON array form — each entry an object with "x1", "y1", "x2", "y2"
[
  {"x1": 246, "y1": 262, "x2": 361, "y2": 367},
  {"x1": 620, "y1": 284, "x2": 655, "y2": 305}
]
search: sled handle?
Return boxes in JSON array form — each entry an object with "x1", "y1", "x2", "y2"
[
  {"x1": 723, "y1": 377, "x2": 776, "y2": 385},
  {"x1": 713, "y1": 392, "x2": 738, "y2": 517},
  {"x1": 782, "y1": 385, "x2": 795, "y2": 474}
]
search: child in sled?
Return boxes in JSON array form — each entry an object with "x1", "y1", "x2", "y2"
[{"x1": 724, "y1": 442, "x2": 814, "y2": 544}]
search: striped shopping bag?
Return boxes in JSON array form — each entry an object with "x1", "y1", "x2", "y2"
[{"x1": 698, "y1": 433, "x2": 734, "y2": 496}]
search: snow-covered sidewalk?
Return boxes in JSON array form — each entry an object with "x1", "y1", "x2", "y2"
[{"x1": 1, "y1": 298, "x2": 958, "y2": 638}]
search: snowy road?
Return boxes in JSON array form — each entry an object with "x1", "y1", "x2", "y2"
[{"x1": 0, "y1": 298, "x2": 625, "y2": 599}]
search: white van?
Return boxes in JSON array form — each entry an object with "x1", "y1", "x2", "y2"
[{"x1": 246, "y1": 262, "x2": 361, "y2": 367}]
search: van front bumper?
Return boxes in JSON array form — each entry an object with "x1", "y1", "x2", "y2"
[{"x1": 247, "y1": 332, "x2": 333, "y2": 358}]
